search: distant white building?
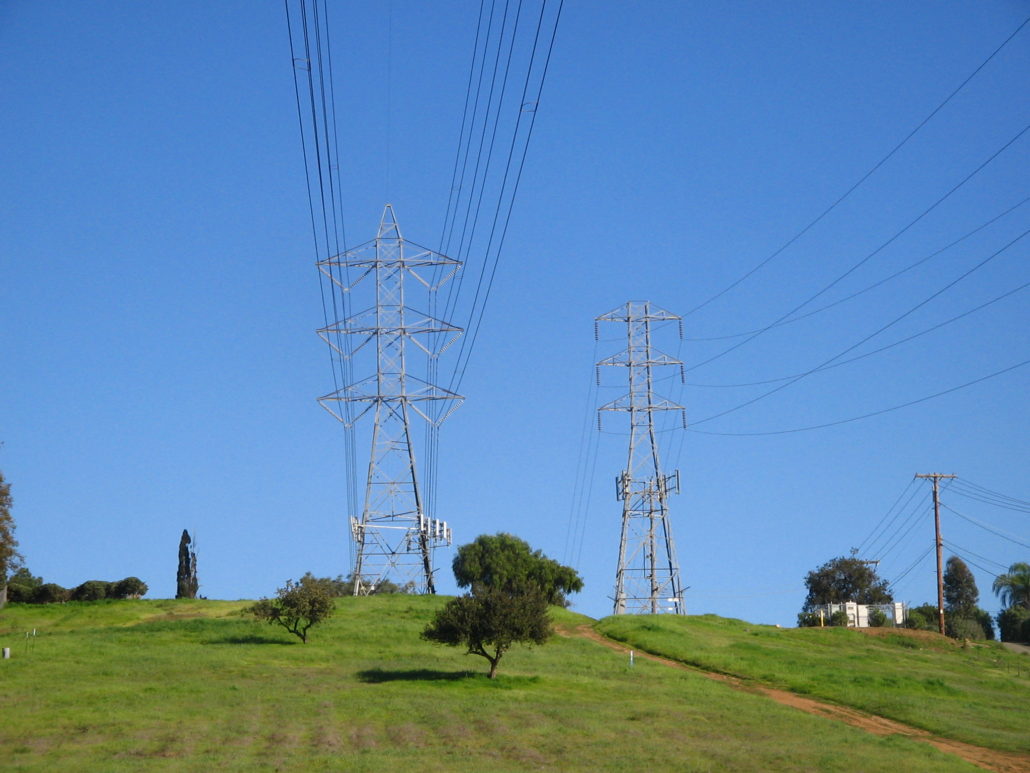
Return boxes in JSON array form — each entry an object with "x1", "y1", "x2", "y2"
[{"x1": 816, "y1": 601, "x2": 907, "y2": 628}]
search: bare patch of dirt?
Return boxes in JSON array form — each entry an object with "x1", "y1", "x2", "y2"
[{"x1": 574, "y1": 625, "x2": 1030, "y2": 773}]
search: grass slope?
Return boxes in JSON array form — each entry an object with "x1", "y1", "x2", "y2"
[
  {"x1": 0, "y1": 598, "x2": 984, "y2": 772},
  {"x1": 596, "y1": 613, "x2": 1030, "y2": 754}
]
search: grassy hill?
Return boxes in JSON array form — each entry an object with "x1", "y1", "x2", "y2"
[{"x1": 0, "y1": 597, "x2": 1020, "y2": 772}]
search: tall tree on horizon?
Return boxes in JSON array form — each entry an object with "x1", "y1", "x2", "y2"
[
  {"x1": 176, "y1": 529, "x2": 199, "y2": 599},
  {"x1": 0, "y1": 470, "x2": 21, "y2": 608}
]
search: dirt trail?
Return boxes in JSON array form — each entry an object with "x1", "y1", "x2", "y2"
[{"x1": 567, "y1": 625, "x2": 1030, "y2": 773}]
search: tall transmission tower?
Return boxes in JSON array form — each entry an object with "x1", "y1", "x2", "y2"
[
  {"x1": 317, "y1": 205, "x2": 463, "y2": 595},
  {"x1": 597, "y1": 301, "x2": 687, "y2": 615}
]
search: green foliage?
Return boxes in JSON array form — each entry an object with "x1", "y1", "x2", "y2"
[
  {"x1": 300, "y1": 571, "x2": 413, "y2": 597},
  {"x1": 796, "y1": 611, "x2": 820, "y2": 627},
  {"x1": 31, "y1": 583, "x2": 70, "y2": 604},
  {"x1": 992, "y1": 561, "x2": 1030, "y2": 611},
  {"x1": 800, "y1": 553, "x2": 892, "y2": 616},
  {"x1": 867, "y1": 608, "x2": 888, "y2": 628},
  {"x1": 0, "y1": 470, "x2": 21, "y2": 590},
  {"x1": 997, "y1": 605, "x2": 1030, "y2": 643},
  {"x1": 943, "y1": 556, "x2": 979, "y2": 616},
  {"x1": 6, "y1": 567, "x2": 42, "y2": 602},
  {"x1": 249, "y1": 575, "x2": 335, "y2": 643},
  {"x1": 422, "y1": 583, "x2": 552, "y2": 678},
  {"x1": 828, "y1": 610, "x2": 850, "y2": 627},
  {"x1": 946, "y1": 616, "x2": 985, "y2": 641},
  {"x1": 110, "y1": 577, "x2": 148, "y2": 599},
  {"x1": 70, "y1": 580, "x2": 110, "y2": 601},
  {"x1": 905, "y1": 603, "x2": 939, "y2": 631},
  {"x1": 452, "y1": 532, "x2": 583, "y2": 606},
  {"x1": 176, "y1": 529, "x2": 199, "y2": 599}
]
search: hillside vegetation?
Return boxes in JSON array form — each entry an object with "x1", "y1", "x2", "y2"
[
  {"x1": 597, "y1": 613, "x2": 1030, "y2": 754},
  {"x1": 0, "y1": 597, "x2": 1000, "y2": 772}
]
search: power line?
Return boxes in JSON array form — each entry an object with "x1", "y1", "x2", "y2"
[
  {"x1": 681, "y1": 13, "x2": 1030, "y2": 320},
  {"x1": 941, "y1": 503, "x2": 1030, "y2": 549},
  {"x1": 857, "y1": 478, "x2": 919, "y2": 556},
  {"x1": 684, "y1": 194, "x2": 1030, "y2": 344},
  {"x1": 691, "y1": 226, "x2": 1030, "y2": 427},
  {"x1": 689, "y1": 358, "x2": 1030, "y2": 436},
  {"x1": 684, "y1": 122, "x2": 1030, "y2": 377}
]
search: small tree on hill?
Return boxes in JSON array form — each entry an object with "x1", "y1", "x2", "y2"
[
  {"x1": 800, "y1": 552, "x2": 892, "y2": 617},
  {"x1": 452, "y1": 533, "x2": 583, "y2": 606},
  {"x1": 422, "y1": 583, "x2": 552, "y2": 678},
  {"x1": 250, "y1": 576, "x2": 335, "y2": 643},
  {"x1": 176, "y1": 529, "x2": 199, "y2": 599}
]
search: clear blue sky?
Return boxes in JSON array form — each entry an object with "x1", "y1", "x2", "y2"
[{"x1": 2, "y1": 1, "x2": 1027, "y2": 627}]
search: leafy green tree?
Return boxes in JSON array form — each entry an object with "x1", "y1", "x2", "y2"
[
  {"x1": 32, "y1": 583, "x2": 70, "y2": 604},
  {"x1": 71, "y1": 580, "x2": 110, "y2": 601},
  {"x1": 300, "y1": 572, "x2": 413, "y2": 597},
  {"x1": 997, "y1": 606, "x2": 1030, "y2": 643},
  {"x1": 6, "y1": 567, "x2": 42, "y2": 603},
  {"x1": 867, "y1": 608, "x2": 888, "y2": 628},
  {"x1": 111, "y1": 577, "x2": 148, "y2": 599},
  {"x1": 250, "y1": 576, "x2": 335, "y2": 643},
  {"x1": 422, "y1": 582, "x2": 552, "y2": 678},
  {"x1": 943, "y1": 556, "x2": 978, "y2": 616},
  {"x1": 992, "y1": 562, "x2": 1030, "y2": 611},
  {"x1": 800, "y1": 553, "x2": 892, "y2": 616},
  {"x1": 0, "y1": 470, "x2": 21, "y2": 607},
  {"x1": 905, "y1": 603, "x2": 938, "y2": 631},
  {"x1": 452, "y1": 533, "x2": 583, "y2": 606}
]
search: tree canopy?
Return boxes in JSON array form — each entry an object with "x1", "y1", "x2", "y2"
[
  {"x1": 800, "y1": 553, "x2": 892, "y2": 614},
  {"x1": 176, "y1": 529, "x2": 199, "y2": 599},
  {"x1": 452, "y1": 533, "x2": 583, "y2": 606},
  {"x1": 422, "y1": 582, "x2": 552, "y2": 679},
  {"x1": 1, "y1": 470, "x2": 21, "y2": 585},
  {"x1": 993, "y1": 562, "x2": 1030, "y2": 611},
  {"x1": 250, "y1": 576, "x2": 335, "y2": 643},
  {"x1": 943, "y1": 555, "x2": 979, "y2": 616}
]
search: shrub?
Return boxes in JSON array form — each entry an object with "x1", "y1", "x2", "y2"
[
  {"x1": 32, "y1": 583, "x2": 70, "y2": 604},
  {"x1": 796, "y1": 611, "x2": 821, "y2": 627},
  {"x1": 829, "y1": 610, "x2": 850, "y2": 627},
  {"x1": 997, "y1": 606, "x2": 1030, "y2": 643},
  {"x1": 111, "y1": 576, "x2": 148, "y2": 599},
  {"x1": 250, "y1": 576, "x2": 335, "y2": 643},
  {"x1": 71, "y1": 580, "x2": 111, "y2": 601},
  {"x1": 905, "y1": 604, "x2": 938, "y2": 631},
  {"x1": 867, "y1": 608, "x2": 888, "y2": 628},
  {"x1": 947, "y1": 616, "x2": 985, "y2": 641}
]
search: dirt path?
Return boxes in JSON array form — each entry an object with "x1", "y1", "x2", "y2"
[{"x1": 567, "y1": 625, "x2": 1030, "y2": 773}]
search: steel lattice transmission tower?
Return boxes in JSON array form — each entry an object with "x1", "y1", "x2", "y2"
[
  {"x1": 317, "y1": 205, "x2": 463, "y2": 595},
  {"x1": 596, "y1": 301, "x2": 687, "y2": 615}
]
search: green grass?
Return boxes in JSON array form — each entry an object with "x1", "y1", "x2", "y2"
[
  {"x1": 0, "y1": 598, "x2": 987, "y2": 771},
  {"x1": 596, "y1": 613, "x2": 1030, "y2": 754}
]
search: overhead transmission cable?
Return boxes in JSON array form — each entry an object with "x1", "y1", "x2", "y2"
[
  {"x1": 941, "y1": 504, "x2": 1030, "y2": 549},
  {"x1": 685, "y1": 194, "x2": 1030, "y2": 344},
  {"x1": 684, "y1": 122, "x2": 1030, "y2": 378},
  {"x1": 690, "y1": 224, "x2": 1030, "y2": 429},
  {"x1": 681, "y1": 13, "x2": 1030, "y2": 320},
  {"x1": 856, "y1": 478, "x2": 919, "y2": 555}
]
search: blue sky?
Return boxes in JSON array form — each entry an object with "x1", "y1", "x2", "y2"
[{"x1": 2, "y1": 1, "x2": 1027, "y2": 626}]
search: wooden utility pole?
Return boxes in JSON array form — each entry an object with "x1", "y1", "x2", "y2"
[{"x1": 915, "y1": 473, "x2": 956, "y2": 636}]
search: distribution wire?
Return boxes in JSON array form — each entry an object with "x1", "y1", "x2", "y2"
[
  {"x1": 681, "y1": 13, "x2": 1030, "y2": 320},
  {"x1": 942, "y1": 539, "x2": 1009, "y2": 573},
  {"x1": 941, "y1": 504, "x2": 1030, "y2": 549},
  {"x1": 856, "y1": 478, "x2": 919, "y2": 556},
  {"x1": 955, "y1": 478, "x2": 1030, "y2": 507},
  {"x1": 949, "y1": 480, "x2": 1030, "y2": 513}
]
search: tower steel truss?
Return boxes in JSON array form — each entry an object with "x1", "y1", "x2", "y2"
[
  {"x1": 596, "y1": 301, "x2": 687, "y2": 615},
  {"x1": 317, "y1": 205, "x2": 463, "y2": 594}
]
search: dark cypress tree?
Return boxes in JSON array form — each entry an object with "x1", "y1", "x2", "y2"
[{"x1": 176, "y1": 529, "x2": 199, "y2": 599}]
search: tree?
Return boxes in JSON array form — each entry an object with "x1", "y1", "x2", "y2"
[
  {"x1": 0, "y1": 470, "x2": 21, "y2": 608},
  {"x1": 111, "y1": 577, "x2": 148, "y2": 599},
  {"x1": 452, "y1": 533, "x2": 583, "y2": 606},
  {"x1": 422, "y1": 582, "x2": 552, "y2": 678},
  {"x1": 71, "y1": 580, "x2": 110, "y2": 601},
  {"x1": 867, "y1": 608, "x2": 888, "y2": 628},
  {"x1": 943, "y1": 556, "x2": 978, "y2": 616},
  {"x1": 992, "y1": 562, "x2": 1030, "y2": 611},
  {"x1": 176, "y1": 529, "x2": 199, "y2": 599},
  {"x1": 800, "y1": 552, "x2": 892, "y2": 615},
  {"x1": 300, "y1": 572, "x2": 414, "y2": 597},
  {"x1": 249, "y1": 576, "x2": 335, "y2": 643},
  {"x1": 6, "y1": 567, "x2": 42, "y2": 603},
  {"x1": 997, "y1": 606, "x2": 1030, "y2": 643}
]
